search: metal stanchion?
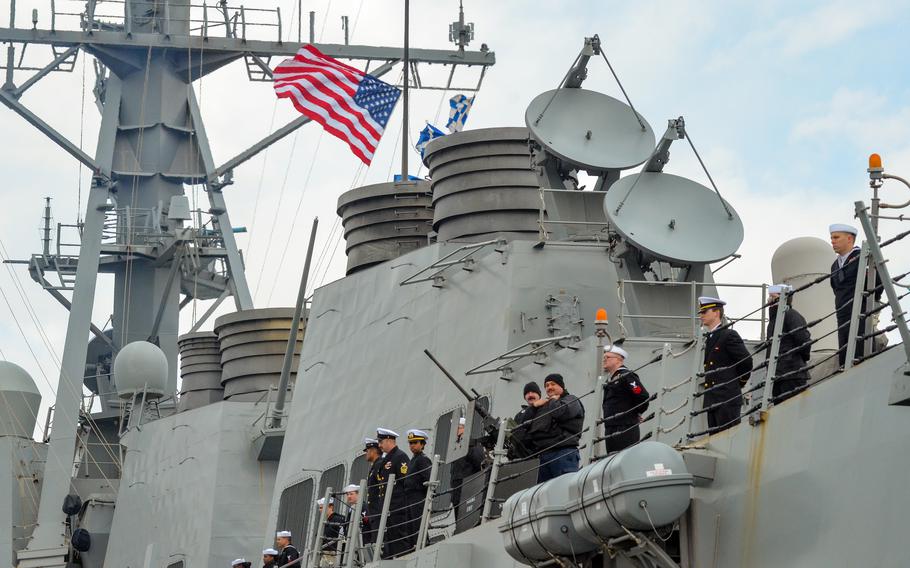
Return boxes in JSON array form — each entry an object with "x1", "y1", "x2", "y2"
[
  {"x1": 312, "y1": 486, "x2": 333, "y2": 568},
  {"x1": 481, "y1": 421, "x2": 507, "y2": 522},
  {"x1": 343, "y1": 479, "x2": 367, "y2": 568},
  {"x1": 372, "y1": 474, "x2": 395, "y2": 560},
  {"x1": 416, "y1": 455, "x2": 440, "y2": 550}
]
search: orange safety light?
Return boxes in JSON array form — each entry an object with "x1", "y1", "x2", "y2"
[
  {"x1": 595, "y1": 308, "x2": 608, "y2": 323},
  {"x1": 869, "y1": 153, "x2": 883, "y2": 169}
]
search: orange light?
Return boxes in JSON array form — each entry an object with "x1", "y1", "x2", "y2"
[
  {"x1": 869, "y1": 153, "x2": 883, "y2": 169},
  {"x1": 595, "y1": 308, "x2": 608, "y2": 322}
]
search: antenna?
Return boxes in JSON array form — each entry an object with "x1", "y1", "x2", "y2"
[
  {"x1": 603, "y1": 172, "x2": 744, "y2": 264},
  {"x1": 524, "y1": 35, "x2": 655, "y2": 190},
  {"x1": 526, "y1": 88, "x2": 655, "y2": 173}
]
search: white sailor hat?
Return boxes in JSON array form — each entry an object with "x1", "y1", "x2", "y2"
[
  {"x1": 276, "y1": 530, "x2": 292, "y2": 538},
  {"x1": 231, "y1": 559, "x2": 249, "y2": 567},
  {"x1": 603, "y1": 344, "x2": 629, "y2": 359},
  {"x1": 263, "y1": 549, "x2": 279, "y2": 557},
  {"x1": 458, "y1": 417, "x2": 466, "y2": 426},
  {"x1": 376, "y1": 428, "x2": 399, "y2": 439},
  {"x1": 768, "y1": 284, "x2": 793, "y2": 295},
  {"x1": 829, "y1": 223, "x2": 858, "y2": 235},
  {"x1": 343, "y1": 483, "x2": 360, "y2": 493},
  {"x1": 363, "y1": 437, "x2": 379, "y2": 451},
  {"x1": 697, "y1": 296, "x2": 726, "y2": 312},
  {"x1": 407, "y1": 429, "x2": 429, "y2": 443},
  {"x1": 316, "y1": 497, "x2": 334, "y2": 507}
]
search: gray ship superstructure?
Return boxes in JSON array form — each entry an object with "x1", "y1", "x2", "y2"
[{"x1": 1, "y1": 4, "x2": 910, "y2": 568}]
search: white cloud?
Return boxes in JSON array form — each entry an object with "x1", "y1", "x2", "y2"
[{"x1": 707, "y1": 0, "x2": 887, "y2": 71}]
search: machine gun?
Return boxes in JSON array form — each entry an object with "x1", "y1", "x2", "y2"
[
  {"x1": 423, "y1": 349, "x2": 535, "y2": 458},
  {"x1": 423, "y1": 349, "x2": 502, "y2": 451}
]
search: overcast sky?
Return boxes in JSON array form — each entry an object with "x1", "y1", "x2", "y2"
[{"x1": 1, "y1": 0, "x2": 909, "y2": 430}]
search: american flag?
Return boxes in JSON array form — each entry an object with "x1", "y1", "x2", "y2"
[{"x1": 273, "y1": 45, "x2": 401, "y2": 165}]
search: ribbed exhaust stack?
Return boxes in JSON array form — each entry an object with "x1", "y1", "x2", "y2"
[
  {"x1": 337, "y1": 180, "x2": 434, "y2": 274},
  {"x1": 213, "y1": 308, "x2": 305, "y2": 402},
  {"x1": 177, "y1": 332, "x2": 224, "y2": 412},
  {"x1": 423, "y1": 127, "x2": 541, "y2": 243}
]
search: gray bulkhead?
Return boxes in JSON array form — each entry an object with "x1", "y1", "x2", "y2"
[{"x1": 104, "y1": 402, "x2": 278, "y2": 568}]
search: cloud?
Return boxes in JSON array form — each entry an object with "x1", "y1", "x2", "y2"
[
  {"x1": 791, "y1": 88, "x2": 910, "y2": 150},
  {"x1": 707, "y1": 1, "x2": 886, "y2": 71}
]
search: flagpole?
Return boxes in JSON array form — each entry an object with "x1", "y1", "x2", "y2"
[{"x1": 401, "y1": 0, "x2": 410, "y2": 182}]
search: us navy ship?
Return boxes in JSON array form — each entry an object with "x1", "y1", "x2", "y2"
[{"x1": 1, "y1": 1, "x2": 909, "y2": 568}]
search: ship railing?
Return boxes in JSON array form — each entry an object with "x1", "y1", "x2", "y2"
[
  {"x1": 617, "y1": 280, "x2": 770, "y2": 340},
  {"x1": 45, "y1": 0, "x2": 284, "y2": 43},
  {"x1": 317, "y1": 396, "x2": 598, "y2": 565},
  {"x1": 678, "y1": 199, "x2": 910, "y2": 440}
]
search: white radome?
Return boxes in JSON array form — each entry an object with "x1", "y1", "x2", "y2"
[{"x1": 113, "y1": 341, "x2": 169, "y2": 399}]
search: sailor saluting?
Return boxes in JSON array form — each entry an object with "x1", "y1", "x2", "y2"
[{"x1": 698, "y1": 296, "x2": 753, "y2": 433}]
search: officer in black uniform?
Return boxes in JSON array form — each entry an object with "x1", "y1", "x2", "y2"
[
  {"x1": 698, "y1": 296, "x2": 753, "y2": 433},
  {"x1": 829, "y1": 223, "x2": 881, "y2": 366},
  {"x1": 375, "y1": 428, "x2": 410, "y2": 559},
  {"x1": 601, "y1": 344, "x2": 650, "y2": 453},
  {"x1": 262, "y1": 548, "x2": 279, "y2": 568},
  {"x1": 275, "y1": 531, "x2": 300, "y2": 567},
  {"x1": 766, "y1": 284, "x2": 812, "y2": 401},
  {"x1": 362, "y1": 438, "x2": 382, "y2": 547},
  {"x1": 402, "y1": 429, "x2": 432, "y2": 553}
]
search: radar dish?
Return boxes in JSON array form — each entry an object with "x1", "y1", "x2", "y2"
[
  {"x1": 526, "y1": 88, "x2": 655, "y2": 172},
  {"x1": 604, "y1": 172, "x2": 744, "y2": 263}
]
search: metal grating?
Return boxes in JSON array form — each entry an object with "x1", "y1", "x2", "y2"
[{"x1": 276, "y1": 478, "x2": 314, "y2": 546}]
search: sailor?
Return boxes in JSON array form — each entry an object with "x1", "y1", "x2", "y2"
[
  {"x1": 375, "y1": 428, "x2": 410, "y2": 558},
  {"x1": 508, "y1": 382, "x2": 541, "y2": 459},
  {"x1": 262, "y1": 548, "x2": 279, "y2": 568},
  {"x1": 339, "y1": 483, "x2": 363, "y2": 564},
  {"x1": 275, "y1": 530, "x2": 300, "y2": 567},
  {"x1": 829, "y1": 223, "x2": 881, "y2": 365},
  {"x1": 231, "y1": 559, "x2": 251, "y2": 568},
  {"x1": 342, "y1": 482, "x2": 362, "y2": 525},
  {"x1": 316, "y1": 497, "x2": 347, "y2": 566},
  {"x1": 449, "y1": 416, "x2": 485, "y2": 522},
  {"x1": 698, "y1": 296, "x2": 753, "y2": 432},
  {"x1": 527, "y1": 373, "x2": 585, "y2": 483},
  {"x1": 402, "y1": 429, "x2": 433, "y2": 552},
  {"x1": 766, "y1": 284, "x2": 812, "y2": 402},
  {"x1": 601, "y1": 345, "x2": 650, "y2": 453},
  {"x1": 362, "y1": 437, "x2": 382, "y2": 546}
]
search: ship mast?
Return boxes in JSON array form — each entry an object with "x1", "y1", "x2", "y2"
[{"x1": 0, "y1": 0, "x2": 493, "y2": 564}]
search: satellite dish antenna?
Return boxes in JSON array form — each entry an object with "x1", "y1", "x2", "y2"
[
  {"x1": 604, "y1": 172, "x2": 744, "y2": 264},
  {"x1": 526, "y1": 88, "x2": 656, "y2": 172},
  {"x1": 523, "y1": 35, "x2": 656, "y2": 190}
]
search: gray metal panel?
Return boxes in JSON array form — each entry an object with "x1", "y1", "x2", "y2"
[
  {"x1": 435, "y1": 213, "x2": 540, "y2": 242},
  {"x1": 104, "y1": 402, "x2": 279, "y2": 568},
  {"x1": 345, "y1": 239, "x2": 427, "y2": 274},
  {"x1": 433, "y1": 189, "x2": 542, "y2": 224}
]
